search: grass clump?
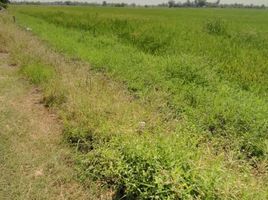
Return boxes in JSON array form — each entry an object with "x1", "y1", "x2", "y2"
[
  {"x1": 20, "y1": 64, "x2": 54, "y2": 85},
  {"x1": 204, "y1": 18, "x2": 228, "y2": 35}
]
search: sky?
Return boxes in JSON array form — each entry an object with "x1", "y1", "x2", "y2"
[{"x1": 15, "y1": 0, "x2": 268, "y2": 6}]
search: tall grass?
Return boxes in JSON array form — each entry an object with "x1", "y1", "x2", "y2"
[{"x1": 10, "y1": 6, "x2": 268, "y2": 199}]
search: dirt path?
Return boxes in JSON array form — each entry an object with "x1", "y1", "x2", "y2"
[{"x1": 0, "y1": 52, "x2": 101, "y2": 199}]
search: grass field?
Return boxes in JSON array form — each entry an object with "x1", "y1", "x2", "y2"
[{"x1": 7, "y1": 5, "x2": 268, "y2": 199}]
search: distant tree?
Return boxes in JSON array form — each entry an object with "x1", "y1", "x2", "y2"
[
  {"x1": 194, "y1": 0, "x2": 206, "y2": 7},
  {"x1": 168, "y1": 0, "x2": 176, "y2": 7},
  {"x1": 206, "y1": 0, "x2": 220, "y2": 7},
  {"x1": 64, "y1": 1, "x2": 71, "y2": 5},
  {"x1": 114, "y1": 3, "x2": 126, "y2": 7},
  {"x1": 185, "y1": 0, "x2": 191, "y2": 6},
  {"x1": 102, "y1": 1, "x2": 107, "y2": 6}
]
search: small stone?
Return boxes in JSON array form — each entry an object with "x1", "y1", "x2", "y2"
[
  {"x1": 34, "y1": 169, "x2": 43, "y2": 177},
  {"x1": 139, "y1": 121, "x2": 146, "y2": 129},
  {"x1": 26, "y1": 27, "x2": 32, "y2": 31}
]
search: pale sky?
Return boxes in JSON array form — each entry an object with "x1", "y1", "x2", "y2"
[{"x1": 14, "y1": 0, "x2": 268, "y2": 6}]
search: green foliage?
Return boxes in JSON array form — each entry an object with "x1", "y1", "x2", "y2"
[
  {"x1": 20, "y1": 64, "x2": 54, "y2": 85},
  {"x1": 195, "y1": 0, "x2": 207, "y2": 7},
  {"x1": 0, "y1": 0, "x2": 9, "y2": 4},
  {"x1": 204, "y1": 18, "x2": 227, "y2": 35},
  {"x1": 0, "y1": 0, "x2": 8, "y2": 9},
  {"x1": 79, "y1": 133, "x2": 218, "y2": 199},
  {"x1": 12, "y1": 6, "x2": 268, "y2": 199},
  {"x1": 0, "y1": 2, "x2": 7, "y2": 9}
]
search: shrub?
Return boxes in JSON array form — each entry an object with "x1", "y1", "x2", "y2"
[
  {"x1": 0, "y1": 2, "x2": 7, "y2": 9},
  {"x1": 0, "y1": 0, "x2": 8, "y2": 8}
]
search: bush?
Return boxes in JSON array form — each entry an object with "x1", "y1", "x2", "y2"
[
  {"x1": 0, "y1": 2, "x2": 7, "y2": 9},
  {"x1": 0, "y1": 0, "x2": 8, "y2": 8}
]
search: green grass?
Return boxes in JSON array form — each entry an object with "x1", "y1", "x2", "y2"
[
  {"x1": 0, "y1": 16, "x2": 111, "y2": 199},
  {"x1": 20, "y1": 64, "x2": 54, "y2": 84},
  {"x1": 8, "y1": 5, "x2": 268, "y2": 199}
]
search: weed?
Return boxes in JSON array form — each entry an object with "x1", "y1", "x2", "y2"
[
  {"x1": 204, "y1": 18, "x2": 228, "y2": 35},
  {"x1": 20, "y1": 64, "x2": 54, "y2": 84}
]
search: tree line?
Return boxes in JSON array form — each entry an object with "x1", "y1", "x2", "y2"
[
  {"x1": 164, "y1": 0, "x2": 266, "y2": 8},
  {"x1": 9, "y1": 0, "x2": 267, "y2": 9}
]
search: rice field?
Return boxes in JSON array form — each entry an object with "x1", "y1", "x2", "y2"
[{"x1": 10, "y1": 5, "x2": 268, "y2": 199}]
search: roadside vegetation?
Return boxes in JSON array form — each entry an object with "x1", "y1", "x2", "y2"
[
  {"x1": 0, "y1": 13, "x2": 113, "y2": 200},
  {"x1": 0, "y1": 0, "x2": 8, "y2": 9},
  {"x1": 3, "y1": 6, "x2": 268, "y2": 199}
]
